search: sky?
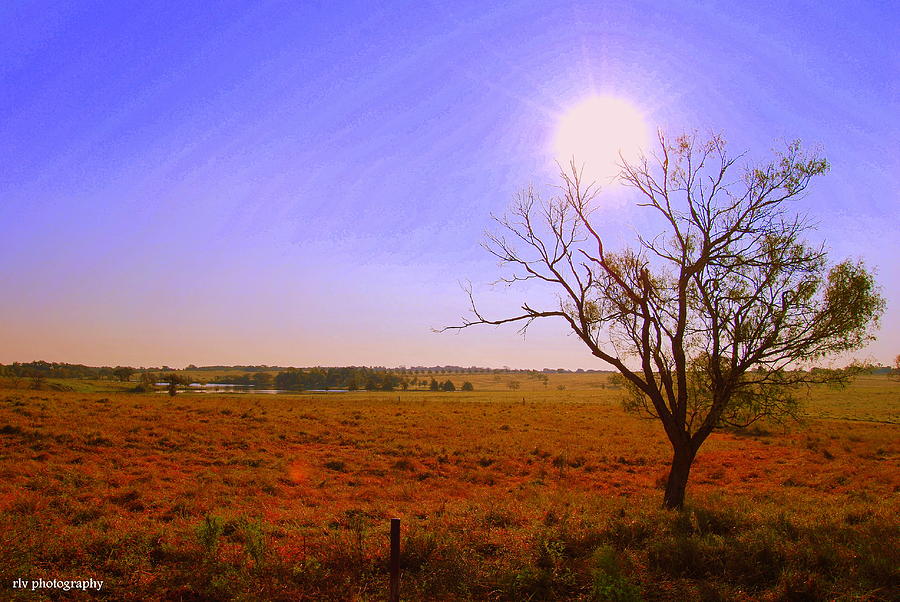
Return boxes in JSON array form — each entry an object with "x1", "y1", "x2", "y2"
[{"x1": 1, "y1": 0, "x2": 897, "y2": 369}]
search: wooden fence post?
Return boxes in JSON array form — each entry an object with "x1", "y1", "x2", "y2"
[{"x1": 389, "y1": 518, "x2": 400, "y2": 602}]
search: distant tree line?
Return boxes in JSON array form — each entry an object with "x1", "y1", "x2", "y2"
[
  {"x1": 183, "y1": 364, "x2": 289, "y2": 372},
  {"x1": 395, "y1": 366, "x2": 601, "y2": 374},
  {"x1": 0, "y1": 362, "x2": 478, "y2": 393},
  {"x1": 0, "y1": 361, "x2": 138, "y2": 381},
  {"x1": 1, "y1": 361, "x2": 891, "y2": 386},
  {"x1": 209, "y1": 372, "x2": 275, "y2": 387},
  {"x1": 208, "y1": 367, "x2": 475, "y2": 392}
]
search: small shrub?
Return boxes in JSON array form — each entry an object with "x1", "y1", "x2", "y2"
[
  {"x1": 392, "y1": 458, "x2": 416, "y2": 471},
  {"x1": 505, "y1": 536, "x2": 577, "y2": 599},
  {"x1": 196, "y1": 515, "x2": 225, "y2": 556},
  {"x1": 676, "y1": 506, "x2": 744, "y2": 537},
  {"x1": 590, "y1": 545, "x2": 642, "y2": 601},
  {"x1": 482, "y1": 507, "x2": 515, "y2": 528},
  {"x1": 568, "y1": 456, "x2": 587, "y2": 468},
  {"x1": 291, "y1": 555, "x2": 329, "y2": 587},
  {"x1": 647, "y1": 533, "x2": 709, "y2": 578},
  {"x1": 240, "y1": 519, "x2": 267, "y2": 569},
  {"x1": 83, "y1": 433, "x2": 113, "y2": 446},
  {"x1": 606, "y1": 514, "x2": 655, "y2": 549},
  {"x1": 723, "y1": 532, "x2": 784, "y2": 588},
  {"x1": 401, "y1": 527, "x2": 472, "y2": 598},
  {"x1": 324, "y1": 460, "x2": 347, "y2": 472},
  {"x1": 777, "y1": 569, "x2": 828, "y2": 601},
  {"x1": 110, "y1": 489, "x2": 145, "y2": 512}
]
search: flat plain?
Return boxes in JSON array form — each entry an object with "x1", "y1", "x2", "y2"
[{"x1": 0, "y1": 373, "x2": 897, "y2": 600}]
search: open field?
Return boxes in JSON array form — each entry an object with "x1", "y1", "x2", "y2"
[{"x1": 0, "y1": 375, "x2": 897, "y2": 600}]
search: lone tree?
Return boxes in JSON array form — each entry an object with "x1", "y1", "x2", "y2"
[
  {"x1": 448, "y1": 132, "x2": 884, "y2": 509},
  {"x1": 162, "y1": 373, "x2": 188, "y2": 397}
]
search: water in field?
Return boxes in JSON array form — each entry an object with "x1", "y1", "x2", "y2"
[
  {"x1": 153, "y1": 383, "x2": 349, "y2": 394},
  {"x1": 155, "y1": 383, "x2": 258, "y2": 392}
]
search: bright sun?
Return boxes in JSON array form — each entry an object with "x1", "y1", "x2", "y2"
[{"x1": 554, "y1": 96, "x2": 648, "y2": 185}]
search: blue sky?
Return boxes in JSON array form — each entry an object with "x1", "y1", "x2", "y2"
[{"x1": 1, "y1": 0, "x2": 897, "y2": 368}]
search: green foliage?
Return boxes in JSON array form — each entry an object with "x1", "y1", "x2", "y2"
[
  {"x1": 590, "y1": 545, "x2": 642, "y2": 601},
  {"x1": 271, "y1": 366, "x2": 404, "y2": 391},
  {"x1": 196, "y1": 514, "x2": 224, "y2": 556},
  {"x1": 162, "y1": 373, "x2": 188, "y2": 396},
  {"x1": 505, "y1": 536, "x2": 577, "y2": 600},
  {"x1": 113, "y1": 366, "x2": 135, "y2": 382},
  {"x1": 132, "y1": 372, "x2": 157, "y2": 392},
  {"x1": 0, "y1": 361, "x2": 126, "y2": 380},
  {"x1": 239, "y1": 519, "x2": 267, "y2": 569},
  {"x1": 812, "y1": 260, "x2": 886, "y2": 354}
]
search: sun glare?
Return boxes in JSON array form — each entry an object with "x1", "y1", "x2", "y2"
[{"x1": 554, "y1": 96, "x2": 648, "y2": 185}]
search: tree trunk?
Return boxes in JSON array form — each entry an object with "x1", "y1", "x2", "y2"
[{"x1": 663, "y1": 443, "x2": 696, "y2": 510}]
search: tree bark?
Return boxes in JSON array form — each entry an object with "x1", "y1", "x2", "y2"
[{"x1": 663, "y1": 443, "x2": 696, "y2": 509}]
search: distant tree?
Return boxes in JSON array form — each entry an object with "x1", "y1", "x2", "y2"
[
  {"x1": 447, "y1": 133, "x2": 884, "y2": 509},
  {"x1": 113, "y1": 366, "x2": 136, "y2": 382},
  {"x1": 29, "y1": 374, "x2": 46, "y2": 390},
  {"x1": 893, "y1": 354, "x2": 900, "y2": 380},
  {"x1": 429, "y1": 378, "x2": 440, "y2": 391},
  {"x1": 441, "y1": 380, "x2": 456, "y2": 392},
  {"x1": 507, "y1": 380, "x2": 520, "y2": 391},
  {"x1": 461, "y1": 381, "x2": 474, "y2": 391},
  {"x1": 133, "y1": 372, "x2": 157, "y2": 393},
  {"x1": 252, "y1": 372, "x2": 274, "y2": 388},
  {"x1": 162, "y1": 373, "x2": 188, "y2": 397}
]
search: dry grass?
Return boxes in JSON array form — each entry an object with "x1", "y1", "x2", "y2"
[{"x1": 0, "y1": 375, "x2": 897, "y2": 600}]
